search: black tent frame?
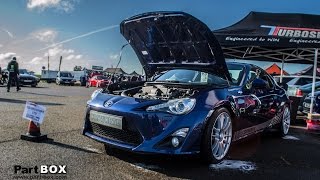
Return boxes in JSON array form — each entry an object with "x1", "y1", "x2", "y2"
[{"x1": 213, "y1": 11, "x2": 320, "y2": 116}]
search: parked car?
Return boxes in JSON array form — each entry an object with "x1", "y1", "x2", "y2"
[
  {"x1": 19, "y1": 69, "x2": 39, "y2": 87},
  {"x1": 274, "y1": 75, "x2": 320, "y2": 122},
  {"x1": 82, "y1": 12, "x2": 291, "y2": 164},
  {"x1": 297, "y1": 82, "x2": 320, "y2": 114},
  {"x1": 56, "y1": 71, "x2": 76, "y2": 85},
  {"x1": 302, "y1": 91, "x2": 320, "y2": 115},
  {"x1": 86, "y1": 75, "x2": 111, "y2": 88}
]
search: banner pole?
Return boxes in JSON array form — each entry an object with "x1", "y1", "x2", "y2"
[
  {"x1": 310, "y1": 48, "x2": 318, "y2": 114},
  {"x1": 280, "y1": 59, "x2": 284, "y2": 83}
]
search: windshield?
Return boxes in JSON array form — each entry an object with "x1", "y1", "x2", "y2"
[
  {"x1": 227, "y1": 64, "x2": 245, "y2": 86},
  {"x1": 19, "y1": 69, "x2": 29, "y2": 74},
  {"x1": 60, "y1": 72, "x2": 73, "y2": 77},
  {"x1": 155, "y1": 69, "x2": 228, "y2": 85},
  {"x1": 96, "y1": 76, "x2": 108, "y2": 80}
]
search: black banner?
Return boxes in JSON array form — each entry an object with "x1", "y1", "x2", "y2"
[{"x1": 213, "y1": 12, "x2": 320, "y2": 48}]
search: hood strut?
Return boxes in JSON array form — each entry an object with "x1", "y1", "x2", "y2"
[{"x1": 105, "y1": 43, "x2": 129, "y2": 91}]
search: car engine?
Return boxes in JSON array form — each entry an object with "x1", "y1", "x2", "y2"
[{"x1": 122, "y1": 85, "x2": 197, "y2": 100}]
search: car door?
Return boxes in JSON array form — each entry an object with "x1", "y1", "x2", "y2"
[
  {"x1": 250, "y1": 67, "x2": 277, "y2": 125},
  {"x1": 227, "y1": 64, "x2": 260, "y2": 136},
  {"x1": 92, "y1": 76, "x2": 97, "y2": 86}
]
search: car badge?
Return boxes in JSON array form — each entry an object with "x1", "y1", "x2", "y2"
[{"x1": 104, "y1": 100, "x2": 114, "y2": 107}]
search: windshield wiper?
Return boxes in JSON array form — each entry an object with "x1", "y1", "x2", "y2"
[{"x1": 155, "y1": 80, "x2": 181, "y2": 83}]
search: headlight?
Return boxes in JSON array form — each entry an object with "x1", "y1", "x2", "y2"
[
  {"x1": 91, "y1": 89, "x2": 102, "y2": 100},
  {"x1": 146, "y1": 98, "x2": 196, "y2": 115}
]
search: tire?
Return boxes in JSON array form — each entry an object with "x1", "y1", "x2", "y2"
[
  {"x1": 289, "y1": 96, "x2": 299, "y2": 124},
  {"x1": 201, "y1": 108, "x2": 233, "y2": 164},
  {"x1": 31, "y1": 84, "x2": 37, "y2": 87},
  {"x1": 104, "y1": 144, "x2": 115, "y2": 156},
  {"x1": 277, "y1": 105, "x2": 291, "y2": 137}
]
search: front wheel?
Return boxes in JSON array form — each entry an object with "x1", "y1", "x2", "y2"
[
  {"x1": 104, "y1": 144, "x2": 115, "y2": 156},
  {"x1": 201, "y1": 108, "x2": 233, "y2": 164}
]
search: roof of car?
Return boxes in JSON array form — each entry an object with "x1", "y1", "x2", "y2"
[{"x1": 226, "y1": 61, "x2": 250, "y2": 66}]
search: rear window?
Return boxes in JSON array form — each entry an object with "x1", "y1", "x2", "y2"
[
  {"x1": 295, "y1": 78, "x2": 320, "y2": 85},
  {"x1": 281, "y1": 77, "x2": 294, "y2": 84}
]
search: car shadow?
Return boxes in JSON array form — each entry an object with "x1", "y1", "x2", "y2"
[
  {"x1": 101, "y1": 134, "x2": 268, "y2": 179},
  {"x1": 19, "y1": 91, "x2": 66, "y2": 97},
  {"x1": 43, "y1": 138, "x2": 98, "y2": 154},
  {"x1": 20, "y1": 86, "x2": 49, "y2": 89},
  {"x1": 0, "y1": 98, "x2": 65, "y2": 106}
]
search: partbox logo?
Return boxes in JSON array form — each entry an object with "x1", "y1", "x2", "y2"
[{"x1": 14, "y1": 165, "x2": 67, "y2": 174}]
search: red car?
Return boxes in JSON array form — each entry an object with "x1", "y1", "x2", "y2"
[{"x1": 86, "y1": 75, "x2": 110, "y2": 88}]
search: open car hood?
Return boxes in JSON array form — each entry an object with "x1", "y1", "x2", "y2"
[{"x1": 120, "y1": 11, "x2": 231, "y2": 80}]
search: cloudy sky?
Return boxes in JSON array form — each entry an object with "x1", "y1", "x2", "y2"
[{"x1": 0, "y1": 0, "x2": 319, "y2": 74}]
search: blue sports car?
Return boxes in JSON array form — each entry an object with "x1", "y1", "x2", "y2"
[{"x1": 83, "y1": 11, "x2": 291, "y2": 163}]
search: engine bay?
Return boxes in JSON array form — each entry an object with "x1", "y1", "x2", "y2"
[{"x1": 122, "y1": 84, "x2": 198, "y2": 100}]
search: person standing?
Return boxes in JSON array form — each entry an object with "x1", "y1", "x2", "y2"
[{"x1": 7, "y1": 57, "x2": 20, "y2": 92}]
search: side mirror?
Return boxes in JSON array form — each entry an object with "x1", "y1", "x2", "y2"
[{"x1": 251, "y1": 78, "x2": 268, "y2": 89}]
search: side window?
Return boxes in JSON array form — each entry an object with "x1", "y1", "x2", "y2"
[
  {"x1": 260, "y1": 72, "x2": 274, "y2": 89},
  {"x1": 248, "y1": 70, "x2": 257, "y2": 81}
]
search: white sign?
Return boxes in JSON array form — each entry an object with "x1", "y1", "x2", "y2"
[
  {"x1": 22, "y1": 101, "x2": 46, "y2": 124},
  {"x1": 200, "y1": 72, "x2": 208, "y2": 82}
]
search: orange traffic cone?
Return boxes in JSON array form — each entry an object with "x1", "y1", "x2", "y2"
[{"x1": 21, "y1": 121, "x2": 48, "y2": 142}]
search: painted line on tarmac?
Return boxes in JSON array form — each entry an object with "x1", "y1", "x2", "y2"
[
  {"x1": 209, "y1": 160, "x2": 257, "y2": 172},
  {"x1": 282, "y1": 135, "x2": 300, "y2": 140}
]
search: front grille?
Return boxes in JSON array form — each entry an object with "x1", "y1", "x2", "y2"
[
  {"x1": 90, "y1": 122, "x2": 142, "y2": 146},
  {"x1": 21, "y1": 77, "x2": 34, "y2": 80}
]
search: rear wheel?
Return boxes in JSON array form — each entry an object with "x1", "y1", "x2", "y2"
[
  {"x1": 277, "y1": 105, "x2": 290, "y2": 137},
  {"x1": 201, "y1": 108, "x2": 233, "y2": 164}
]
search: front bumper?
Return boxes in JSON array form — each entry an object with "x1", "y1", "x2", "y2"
[
  {"x1": 19, "y1": 79, "x2": 37, "y2": 86},
  {"x1": 302, "y1": 98, "x2": 320, "y2": 115},
  {"x1": 83, "y1": 106, "x2": 210, "y2": 155},
  {"x1": 60, "y1": 80, "x2": 75, "y2": 84}
]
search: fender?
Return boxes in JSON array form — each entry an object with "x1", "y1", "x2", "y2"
[{"x1": 201, "y1": 99, "x2": 238, "y2": 135}]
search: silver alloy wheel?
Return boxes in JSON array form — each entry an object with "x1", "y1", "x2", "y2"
[
  {"x1": 211, "y1": 112, "x2": 232, "y2": 160},
  {"x1": 282, "y1": 107, "x2": 290, "y2": 135}
]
